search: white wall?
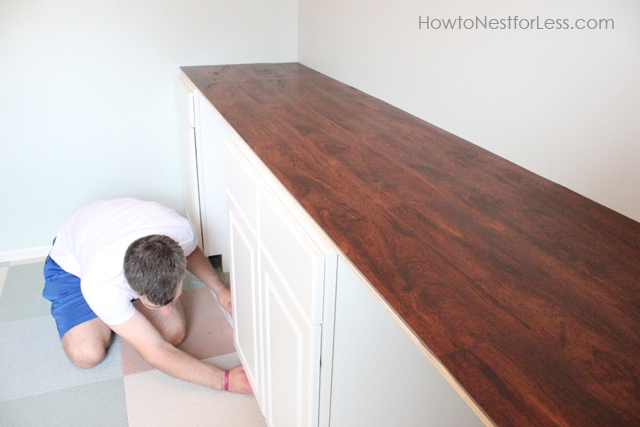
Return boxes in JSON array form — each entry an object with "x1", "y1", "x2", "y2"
[
  {"x1": 298, "y1": 0, "x2": 640, "y2": 222},
  {"x1": 0, "y1": 0, "x2": 298, "y2": 256}
]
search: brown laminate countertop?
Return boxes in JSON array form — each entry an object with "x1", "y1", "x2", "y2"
[{"x1": 181, "y1": 63, "x2": 640, "y2": 426}]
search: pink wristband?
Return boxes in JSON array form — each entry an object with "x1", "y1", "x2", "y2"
[{"x1": 224, "y1": 370, "x2": 230, "y2": 391}]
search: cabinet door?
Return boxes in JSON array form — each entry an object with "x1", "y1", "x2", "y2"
[
  {"x1": 261, "y1": 250, "x2": 321, "y2": 427},
  {"x1": 226, "y1": 141, "x2": 265, "y2": 409},
  {"x1": 229, "y1": 205, "x2": 264, "y2": 409},
  {"x1": 176, "y1": 74, "x2": 195, "y2": 127},
  {"x1": 196, "y1": 96, "x2": 231, "y2": 268},
  {"x1": 178, "y1": 110, "x2": 203, "y2": 246},
  {"x1": 259, "y1": 187, "x2": 327, "y2": 427},
  {"x1": 259, "y1": 188, "x2": 327, "y2": 324}
]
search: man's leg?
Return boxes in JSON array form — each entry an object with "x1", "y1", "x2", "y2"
[
  {"x1": 133, "y1": 299, "x2": 187, "y2": 346},
  {"x1": 43, "y1": 253, "x2": 114, "y2": 369},
  {"x1": 62, "y1": 318, "x2": 113, "y2": 369}
]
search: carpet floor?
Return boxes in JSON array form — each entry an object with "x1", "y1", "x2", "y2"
[{"x1": 0, "y1": 257, "x2": 266, "y2": 426}]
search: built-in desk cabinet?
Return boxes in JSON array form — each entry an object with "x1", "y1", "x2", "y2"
[{"x1": 176, "y1": 70, "x2": 488, "y2": 427}]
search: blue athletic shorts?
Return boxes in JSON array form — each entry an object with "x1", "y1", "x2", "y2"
[{"x1": 42, "y1": 252, "x2": 98, "y2": 338}]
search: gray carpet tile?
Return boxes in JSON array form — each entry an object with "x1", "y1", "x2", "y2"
[
  {"x1": 0, "y1": 377, "x2": 128, "y2": 427},
  {"x1": 0, "y1": 315, "x2": 122, "y2": 403},
  {"x1": 0, "y1": 261, "x2": 50, "y2": 323}
]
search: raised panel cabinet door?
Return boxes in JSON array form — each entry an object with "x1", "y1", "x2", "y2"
[
  {"x1": 261, "y1": 250, "x2": 322, "y2": 427},
  {"x1": 178, "y1": 114, "x2": 203, "y2": 247},
  {"x1": 258, "y1": 188, "x2": 326, "y2": 324},
  {"x1": 228, "y1": 205, "x2": 265, "y2": 411},
  {"x1": 196, "y1": 96, "x2": 231, "y2": 267},
  {"x1": 226, "y1": 140, "x2": 265, "y2": 410},
  {"x1": 225, "y1": 139, "x2": 259, "y2": 230},
  {"x1": 176, "y1": 74, "x2": 195, "y2": 127}
]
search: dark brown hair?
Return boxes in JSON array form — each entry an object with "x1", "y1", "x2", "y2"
[{"x1": 123, "y1": 235, "x2": 186, "y2": 306}]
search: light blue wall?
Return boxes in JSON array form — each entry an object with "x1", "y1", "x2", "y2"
[
  {"x1": 0, "y1": 0, "x2": 298, "y2": 256},
  {"x1": 3, "y1": 0, "x2": 638, "y2": 258},
  {"x1": 298, "y1": 0, "x2": 640, "y2": 222}
]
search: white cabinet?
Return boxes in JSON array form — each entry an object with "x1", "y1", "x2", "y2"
[
  {"x1": 175, "y1": 73, "x2": 230, "y2": 270},
  {"x1": 178, "y1": 70, "x2": 489, "y2": 427},
  {"x1": 226, "y1": 138, "x2": 337, "y2": 427}
]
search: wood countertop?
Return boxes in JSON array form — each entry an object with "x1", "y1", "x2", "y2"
[{"x1": 181, "y1": 63, "x2": 640, "y2": 426}]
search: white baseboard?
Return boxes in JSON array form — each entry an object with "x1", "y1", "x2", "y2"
[{"x1": 0, "y1": 246, "x2": 51, "y2": 263}]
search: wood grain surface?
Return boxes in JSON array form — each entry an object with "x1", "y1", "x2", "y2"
[{"x1": 182, "y1": 63, "x2": 640, "y2": 427}]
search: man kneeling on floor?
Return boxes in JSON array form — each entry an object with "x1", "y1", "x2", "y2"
[{"x1": 42, "y1": 197, "x2": 252, "y2": 394}]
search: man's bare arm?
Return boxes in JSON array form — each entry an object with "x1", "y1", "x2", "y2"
[
  {"x1": 109, "y1": 310, "x2": 251, "y2": 393},
  {"x1": 186, "y1": 246, "x2": 232, "y2": 314}
]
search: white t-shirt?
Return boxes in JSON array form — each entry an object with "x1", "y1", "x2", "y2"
[{"x1": 49, "y1": 198, "x2": 198, "y2": 325}]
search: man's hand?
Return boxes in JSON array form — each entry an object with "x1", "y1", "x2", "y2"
[
  {"x1": 110, "y1": 311, "x2": 217, "y2": 388},
  {"x1": 215, "y1": 285, "x2": 233, "y2": 315},
  {"x1": 228, "y1": 365, "x2": 253, "y2": 394},
  {"x1": 110, "y1": 310, "x2": 251, "y2": 394},
  {"x1": 186, "y1": 247, "x2": 233, "y2": 315}
]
